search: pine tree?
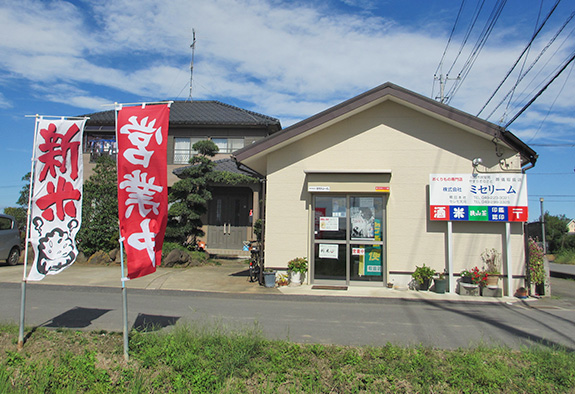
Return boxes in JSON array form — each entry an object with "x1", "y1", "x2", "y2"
[{"x1": 166, "y1": 140, "x2": 218, "y2": 246}]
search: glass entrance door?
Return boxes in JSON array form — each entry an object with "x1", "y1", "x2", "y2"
[{"x1": 313, "y1": 195, "x2": 386, "y2": 285}]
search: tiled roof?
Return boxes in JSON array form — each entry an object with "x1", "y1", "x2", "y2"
[
  {"x1": 172, "y1": 158, "x2": 259, "y2": 177},
  {"x1": 83, "y1": 100, "x2": 281, "y2": 130}
]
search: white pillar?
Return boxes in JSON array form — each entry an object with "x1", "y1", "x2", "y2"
[
  {"x1": 447, "y1": 221, "x2": 454, "y2": 293},
  {"x1": 505, "y1": 222, "x2": 512, "y2": 297}
]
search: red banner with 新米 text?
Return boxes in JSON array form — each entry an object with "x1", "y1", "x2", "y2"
[{"x1": 116, "y1": 104, "x2": 170, "y2": 279}]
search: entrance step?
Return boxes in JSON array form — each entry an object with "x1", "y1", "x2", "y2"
[
  {"x1": 207, "y1": 248, "x2": 250, "y2": 260},
  {"x1": 312, "y1": 285, "x2": 348, "y2": 291}
]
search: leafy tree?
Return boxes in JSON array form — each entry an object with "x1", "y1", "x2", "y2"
[
  {"x1": 543, "y1": 212, "x2": 571, "y2": 253},
  {"x1": 77, "y1": 156, "x2": 118, "y2": 256},
  {"x1": 3, "y1": 172, "x2": 31, "y2": 232},
  {"x1": 166, "y1": 140, "x2": 218, "y2": 246}
]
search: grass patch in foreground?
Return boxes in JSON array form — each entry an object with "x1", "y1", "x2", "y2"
[{"x1": 1, "y1": 323, "x2": 574, "y2": 393}]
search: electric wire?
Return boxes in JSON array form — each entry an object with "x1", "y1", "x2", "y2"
[
  {"x1": 501, "y1": 0, "x2": 547, "y2": 122},
  {"x1": 527, "y1": 60, "x2": 574, "y2": 142},
  {"x1": 504, "y1": 49, "x2": 575, "y2": 127},
  {"x1": 445, "y1": 0, "x2": 486, "y2": 78},
  {"x1": 445, "y1": 0, "x2": 508, "y2": 104},
  {"x1": 476, "y1": 0, "x2": 562, "y2": 117},
  {"x1": 485, "y1": 15, "x2": 575, "y2": 122},
  {"x1": 434, "y1": 0, "x2": 466, "y2": 77},
  {"x1": 433, "y1": 0, "x2": 466, "y2": 99}
]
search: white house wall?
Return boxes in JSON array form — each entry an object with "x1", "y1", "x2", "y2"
[{"x1": 264, "y1": 100, "x2": 525, "y2": 291}]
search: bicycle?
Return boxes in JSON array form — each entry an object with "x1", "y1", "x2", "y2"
[{"x1": 247, "y1": 241, "x2": 262, "y2": 283}]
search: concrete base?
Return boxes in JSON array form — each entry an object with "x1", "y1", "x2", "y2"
[
  {"x1": 458, "y1": 283, "x2": 480, "y2": 296},
  {"x1": 481, "y1": 287, "x2": 503, "y2": 297}
]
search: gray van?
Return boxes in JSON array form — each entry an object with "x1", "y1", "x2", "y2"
[{"x1": 0, "y1": 214, "x2": 21, "y2": 265}]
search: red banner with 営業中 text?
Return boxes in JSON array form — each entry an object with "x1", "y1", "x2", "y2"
[{"x1": 116, "y1": 104, "x2": 170, "y2": 279}]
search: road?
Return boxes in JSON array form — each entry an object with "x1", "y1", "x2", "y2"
[{"x1": 2, "y1": 278, "x2": 575, "y2": 350}]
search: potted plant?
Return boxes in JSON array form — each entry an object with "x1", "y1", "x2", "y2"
[
  {"x1": 458, "y1": 266, "x2": 485, "y2": 296},
  {"x1": 528, "y1": 238, "x2": 546, "y2": 295},
  {"x1": 481, "y1": 248, "x2": 501, "y2": 287},
  {"x1": 263, "y1": 269, "x2": 276, "y2": 288},
  {"x1": 412, "y1": 264, "x2": 436, "y2": 291},
  {"x1": 287, "y1": 257, "x2": 308, "y2": 286},
  {"x1": 433, "y1": 271, "x2": 447, "y2": 294},
  {"x1": 460, "y1": 269, "x2": 473, "y2": 284}
]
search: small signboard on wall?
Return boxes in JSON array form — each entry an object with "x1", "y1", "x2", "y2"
[{"x1": 429, "y1": 174, "x2": 528, "y2": 222}]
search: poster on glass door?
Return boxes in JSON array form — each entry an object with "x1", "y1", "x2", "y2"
[{"x1": 351, "y1": 198, "x2": 375, "y2": 239}]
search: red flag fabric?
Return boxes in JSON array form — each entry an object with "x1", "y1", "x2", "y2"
[
  {"x1": 117, "y1": 104, "x2": 170, "y2": 279},
  {"x1": 28, "y1": 118, "x2": 86, "y2": 281}
]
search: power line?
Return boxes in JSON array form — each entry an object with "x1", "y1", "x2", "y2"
[
  {"x1": 445, "y1": 0, "x2": 508, "y2": 104},
  {"x1": 476, "y1": 0, "x2": 562, "y2": 117},
  {"x1": 504, "y1": 49, "x2": 575, "y2": 127},
  {"x1": 485, "y1": 11, "x2": 574, "y2": 122}
]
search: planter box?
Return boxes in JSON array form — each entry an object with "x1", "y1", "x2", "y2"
[{"x1": 459, "y1": 283, "x2": 480, "y2": 296}]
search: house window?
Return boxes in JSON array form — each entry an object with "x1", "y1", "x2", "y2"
[
  {"x1": 174, "y1": 137, "x2": 204, "y2": 164},
  {"x1": 86, "y1": 136, "x2": 117, "y2": 162},
  {"x1": 212, "y1": 138, "x2": 244, "y2": 153},
  {"x1": 174, "y1": 137, "x2": 245, "y2": 163}
]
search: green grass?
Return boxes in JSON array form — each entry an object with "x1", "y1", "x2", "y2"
[
  {"x1": 1, "y1": 324, "x2": 575, "y2": 393},
  {"x1": 554, "y1": 249, "x2": 575, "y2": 265}
]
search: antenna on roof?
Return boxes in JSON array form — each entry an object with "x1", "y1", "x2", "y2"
[{"x1": 188, "y1": 29, "x2": 197, "y2": 101}]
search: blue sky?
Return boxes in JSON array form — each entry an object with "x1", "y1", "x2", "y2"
[{"x1": 0, "y1": 0, "x2": 574, "y2": 222}]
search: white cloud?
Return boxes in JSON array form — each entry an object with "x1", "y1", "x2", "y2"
[{"x1": 0, "y1": 0, "x2": 573, "y2": 143}]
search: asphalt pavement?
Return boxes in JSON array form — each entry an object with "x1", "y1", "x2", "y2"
[
  {"x1": 1, "y1": 259, "x2": 574, "y2": 306},
  {"x1": 1, "y1": 261, "x2": 575, "y2": 349}
]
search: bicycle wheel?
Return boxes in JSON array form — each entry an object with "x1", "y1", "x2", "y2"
[{"x1": 249, "y1": 260, "x2": 258, "y2": 282}]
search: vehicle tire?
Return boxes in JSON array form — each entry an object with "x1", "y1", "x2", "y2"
[{"x1": 7, "y1": 247, "x2": 19, "y2": 266}]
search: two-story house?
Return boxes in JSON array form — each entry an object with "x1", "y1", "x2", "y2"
[{"x1": 82, "y1": 100, "x2": 281, "y2": 256}]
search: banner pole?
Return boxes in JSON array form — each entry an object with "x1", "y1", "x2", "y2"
[
  {"x1": 115, "y1": 103, "x2": 129, "y2": 361},
  {"x1": 120, "y1": 237, "x2": 129, "y2": 361},
  {"x1": 18, "y1": 115, "x2": 41, "y2": 349}
]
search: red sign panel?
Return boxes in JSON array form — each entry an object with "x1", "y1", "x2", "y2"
[{"x1": 117, "y1": 104, "x2": 170, "y2": 279}]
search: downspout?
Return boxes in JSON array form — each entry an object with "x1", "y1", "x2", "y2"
[{"x1": 232, "y1": 157, "x2": 267, "y2": 278}]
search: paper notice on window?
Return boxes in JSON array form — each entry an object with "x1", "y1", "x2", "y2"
[
  {"x1": 319, "y1": 244, "x2": 338, "y2": 259},
  {"x1": 319, "y1": 216, "x2": 338, "y2": 231}
]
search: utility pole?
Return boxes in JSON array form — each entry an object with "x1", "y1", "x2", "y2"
[
  {"x1": 433, "y1": 74, "x2": 460, "y2": 103},
  {"x1": 540, "y1": 198, "x2": 547, "y2": 254}
]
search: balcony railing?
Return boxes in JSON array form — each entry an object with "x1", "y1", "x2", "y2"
[{"x1": 87, "y1": 139, "x2": 117, "y2": 163}]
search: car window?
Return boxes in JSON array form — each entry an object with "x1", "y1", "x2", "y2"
[{"x1": 0, "y1": 217, "x2": 13, "y2": 231}]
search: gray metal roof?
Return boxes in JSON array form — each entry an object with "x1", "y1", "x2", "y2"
[{"x1": 83, "y1": 100, "x2": 281, "y2": 131}]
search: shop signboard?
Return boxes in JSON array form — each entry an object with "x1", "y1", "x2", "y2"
[{"x1": 429, "y1": 174, "x2": 528, "y2": 222}]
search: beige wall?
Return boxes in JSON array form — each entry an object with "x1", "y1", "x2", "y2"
[{"x1": 263, "y1": 100, "x2": 526, "y2": 291}]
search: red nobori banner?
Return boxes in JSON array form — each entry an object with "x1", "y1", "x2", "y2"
[
  {"x1": 28, "y1": 117, "x2": 86, "y2": 281},
  {"x1": 117, "y1": 104, "x2": 170, "y2": 279}
]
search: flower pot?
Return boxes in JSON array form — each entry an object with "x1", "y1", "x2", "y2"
[
  {"x1": 434, "y1": 278, "x2": 447, "y2": 294},
  {"x1": 263, "y1": 271, "x2": 276, "y2": 288},
  {"x1": 485, "y1": 274, "x2": 499, "y2": 287},
  {"x1": 290, "y1": 271, "x2": 302, "y2": 286},
  {"x1": 418, "y1": 278, "x2": 431, "y2": 291}
]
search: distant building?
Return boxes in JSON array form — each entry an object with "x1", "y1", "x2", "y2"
[{"x1": 568, "y1": 219, "x2": 575, "y2": 234}]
